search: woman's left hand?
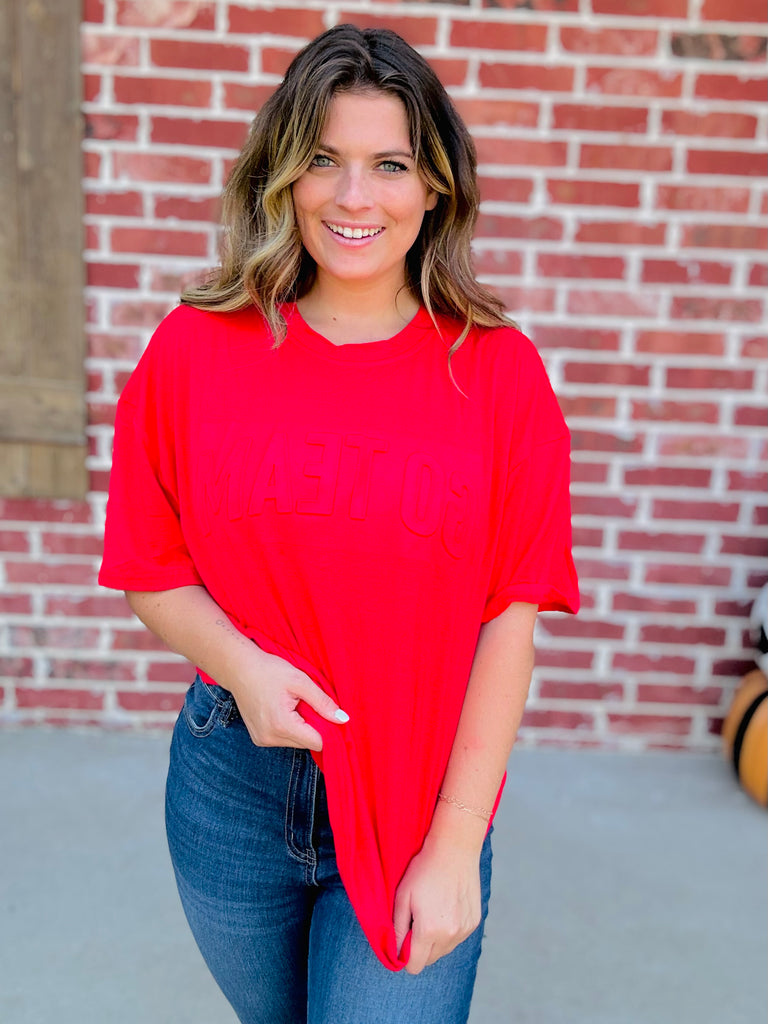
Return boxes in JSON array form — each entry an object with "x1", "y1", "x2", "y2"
[{"x1": 392, "y1": 834, "x2": 482, "y2": 975}]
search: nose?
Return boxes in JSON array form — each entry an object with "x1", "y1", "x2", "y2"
[{"x1": 335, "y1": 167, "x2": 374, "y2": 211}]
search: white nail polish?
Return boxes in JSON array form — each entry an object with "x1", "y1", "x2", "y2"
[{"x1": 334, "y1": 709, "x2": 350, "y2": 723}]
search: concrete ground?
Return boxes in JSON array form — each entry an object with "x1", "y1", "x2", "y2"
[{"x1": 1, "y1": 730, "x2": 765, "y2": 1024}]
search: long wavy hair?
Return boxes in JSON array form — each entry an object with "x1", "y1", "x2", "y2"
[{"x1": 181, "y1": 24, "x2": 512, "y2": 353}]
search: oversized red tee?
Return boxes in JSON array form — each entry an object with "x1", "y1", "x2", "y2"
[{"x1": 99, "y1": 303, "x2": 579, "y2": 969}]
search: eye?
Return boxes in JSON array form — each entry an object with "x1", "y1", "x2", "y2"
[
  {"x1": 310, "y1": 153, "x2": 335, "y2": 168},
  {"x1": 379, "y1": 160, "x2": 409, "y2": 174}
]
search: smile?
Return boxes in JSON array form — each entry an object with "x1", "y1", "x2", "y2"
[{"x1": 326, "y1": 223, "x2": 384, "y2": 239}]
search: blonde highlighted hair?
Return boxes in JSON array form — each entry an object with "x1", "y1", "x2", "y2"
[{"x1": 182, "y1": 24, "x2": 512, "y2": 353}]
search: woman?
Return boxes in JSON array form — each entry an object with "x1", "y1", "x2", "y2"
[{"x1": 99, "y1": 24, "x2": 579, "y2": 1024}]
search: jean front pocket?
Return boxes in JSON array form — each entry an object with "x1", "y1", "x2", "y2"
[{"x1": 182, "y1": 674, "x2": 231, "y2": 737}]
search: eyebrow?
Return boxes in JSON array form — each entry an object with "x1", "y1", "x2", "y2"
[{"x1": 317, "y1": 144, "x2": 414, "y2": 161}]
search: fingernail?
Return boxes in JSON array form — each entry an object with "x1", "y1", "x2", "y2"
[{"x1": 334, "y1": 709, "x2": 350, "y2": 723}]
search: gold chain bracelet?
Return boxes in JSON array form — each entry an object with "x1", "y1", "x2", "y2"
[{"x1": 437, "y1": 791, "x2": 492, "y2": 822}]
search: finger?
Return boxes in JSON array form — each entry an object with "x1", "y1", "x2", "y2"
[
  {"x1": 294, "y1": 679, "x2": 349, "y2": 726},
  {"x1": 404, "y1": 935, "x2": 432, "y2": 976},
  {"x1": 393, "y1": 891, "x2": 413, "y2": 955}
]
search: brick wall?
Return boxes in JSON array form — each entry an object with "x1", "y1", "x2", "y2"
[{"x1": 1, "y1": 0, "x2": 766, "y2": 749}]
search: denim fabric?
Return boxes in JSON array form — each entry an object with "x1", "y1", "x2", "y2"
[{"x1": 165, "y1": 674, "x2": 493, "y2": 1024}]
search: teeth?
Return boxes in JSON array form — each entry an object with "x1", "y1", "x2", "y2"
[{"x1": 327, "y1": 224, "x2": 382, "y2": 239}]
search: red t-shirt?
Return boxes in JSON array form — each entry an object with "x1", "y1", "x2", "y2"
[{"x1": 99, "y1": 303, "x2": 579, "y2": 969}]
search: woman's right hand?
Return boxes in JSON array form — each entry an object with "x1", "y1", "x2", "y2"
[
  {"x1": 124, "y1": 585, "x2": 349, "y2": 751},
  {"x1": 228, "y1": 651, "x2": 349, "y2": 752}
]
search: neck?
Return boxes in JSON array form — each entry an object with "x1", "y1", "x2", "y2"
[{"x1": 297, "y1": 276, "x2": 420, "y2": 345}]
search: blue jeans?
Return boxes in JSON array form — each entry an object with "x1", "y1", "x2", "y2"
[{"x1": 165, "y1": 674, "x2": 493, "y2": 1024}]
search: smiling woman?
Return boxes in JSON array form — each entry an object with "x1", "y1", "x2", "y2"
[{"x1": 97, "y1": 23, "x2": 578, "y2": 1024}]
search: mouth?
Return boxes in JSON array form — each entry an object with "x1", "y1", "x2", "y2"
[{"x1": 325, "y1": 222, "x2": 384, "y2": 240}]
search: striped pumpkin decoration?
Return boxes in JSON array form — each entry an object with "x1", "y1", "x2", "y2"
[{"x1": 722, "y1": 669, "x2": 768, "y2": 808}]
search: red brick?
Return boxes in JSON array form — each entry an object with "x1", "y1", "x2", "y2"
[
  {"x1": 41, "y1": 533, "x2": 103, "y2": 557},
  {"x1": 87, "y1": 332, "x2": 144, "y2": 361},
  {"x1": 110, "y1": 301, "x2": 174, "y2": 328},
  {"x1": 451, "y1": 21, "x2": 547, "y2": 50},
  {"x1": 624, "y1": 466, "x2": 711, "y2": 488},
  {"x1": 539, "y1": 617, "x2": 625, "y2": 640},
  {"x1": 117, "y1": 690, "x2": 185, "y2": 713},
  {"x1": 613, "y1": 652, "x2": 696, "y2": 674},
  {"x1": 147, "y1": 661, "x2": 195, "y2": 683},
  {"x1": 559, "y1": 396, "x2": 617, "y2": 418},
  {"x1": 608, "y1": 714, "x2": 693, "y2": 736},
  {"x1": 455, "y1": 99, "x2": 541, "y2": 130},
  {"x1": 86, "y1": 191, "x2": 144, "y2": 218},
  {"x1": 666, "y1": 366, "x2": 754, "y2": 391},
  {"x1": 0, "y1": 594, "x2": 33, "y2": 614},
  {"x1": 753, "y1": 508, "x2": 768, "y2": 528},
  {"x1": 85, "y1": 114, "x2": 139, "y2": 142},
  {"x1": 552, "y1": 104, "x2": 648, "y2": 134},
  {"x1": 0, "y1": 530, "x2": 30, "y2": 553},
  {"x1": 748, "y1": 264, "x2": 768, "y2": 288},
  {"x1": 0, "y1": 499, "x2": 91, "y2": 524},
  {"x1": 657, "y1": 185, "x2": 751, "y2": 213},
  {"x1": 481, "y1": 0, "x2": 578, "y2": 9},
  {"x1": 537, "y1": 254, "x2": 625, "y2": 279},
  {"x1": 45, "y1": 595, "x2": 132, "y2": 618},
  {"x1": 111, "y1": 629, "x2": 170, "y2": 652},
  {"x1": 580, "y1": 144, "x2": 672, "y2": 172},
  {"x1": 701, "y1": 0, "x2": 766, "y2": 21},
  {"x1": 570, "y1": 429, "x2": 643, "y2": 454},
  {"x1": 472, "y1": 250, "x2": 524, "y2": 276},
  {"x1": 636, "y1": 331, "x2": 725, "y2": 356},
  {"x1": 575, "y1": 558, "x2": 631, "y2": 581},
  {"x1": 673, "y1": 295, "x2": 763, "y2": 322},
  {"x1": 671, "y1": 32, "x2": 767, "y2": 62},
  {"x1": 687, "y1": 149, "x2": 768, "y2": 178},
  {"x1": 87, "y1": 263, "x2": 141, "y2": 289},
  {"x1": 570, "y1": 463, "x2": 610, "y2": 484},
  {"x1": 747, "y1": 571, "x2": 768, "y2": 589},
  {"x1": 117, "y1": 0, "x2": 215, "y2": 28},
  {"x1": 618, "y1": 531, "x2": 705, "y2": 555},
  {"x1": 479, "y1": 63, "x2": 574, "y2": 92},
  {"x1": 586, "y1": 67, "x2": 683, "y2": 98},
  {"x1": 641, "y1": 625, "x2": 726, "y2": 647},
  {"x1": 567, "y1": 290, "x2": 660, "y2": 319},
  {"x1": 572, "y1": 526, "x2": 605, "y2": 547},
  {"x1": 150, "y1": 116, "x2": 248, "y2": 151},
  {"x1": 16, "y1": 688, "x2": 104, "y2": 710},
  {"x1": 113, "y1": 76, "x2": 213, "y2": 108},
  {"x1": 728, "y1": 471, "x2": 768, "y2": 493},
  {"x1": 694, "y1": 74, "x2": 767, "y2": 103},
  {"x1": 148, "y1": 266, "x2": 208, "y2": 295},
  {"x1": 533, "y1": 327, "x2": 620, "y2": 351},
  {"x1": 476, "y1": 178, "x2": 535, "y2": 204},
  {"x1": 559, "y1": 26, "x2": 658, "y2": 55},
  {"x1": 721, "y1": 535, "x2": 768, "y2": 557},
  {"x1": 83, "y1": 74, "x2": 103, "y2": 102},
  {"x1": 593, "y1": 0, "x2": 687, "y2": 13},
  {"x1": 631, "y1": 399, "x2": 719, "y2": 424},
  {"x1": 83, "y1": 0, "x2": 105, "y2": 22},
  {"x1": 571, "y1": 495, "x2": 638, "y2": 518},
  {"x1": 575, "y1": 221, "x2": 666, "y2": 246},
  {"x1": 653, "y1": 499, "x2": 739, "y2": 522},
  {"x1": 48, "y1": 659, "x2": 135, "y2": 682},
  {"x1": 82, "y1": 32, "x2": 140, "y2": 66},
  {"x1": 11, "y1": 625, "x2": 101, "y2": 648},
  {"x1": 334, "y1": 12, "x2": 438, "y2": 47},
  {"x1": 228, "y1": 4, "x2": 325, "y2": 37},
  {"x1": 641, "y1": 260, "x2": 731, "y2": 286},
  {"x1": 426, "y1": 59, "x2": 470, "y2": 88},
  {"x1": 83, "y1": 152, "x2": 102, "y2": 180},
  {"x1": 522, "y1": 709, "x2": 595, "y2": 731},
  {"x1": 547, "y1": 179, "x2": 639, "y2": 207},
  {"x1": 638, "y1": 685, "x2": 722, "y2": 705},
  {"x1": 84, "y1": 226, "x2": 100, "y2": 252},
  {"x1": 682, "y1": 223, "x2": 767, "y2": 250},
  {"x1": 661, "y1": 110, "x2": 759, "y2": 140},
  {"x1": 656, "y1": 434, "x2": 749, "y2": 459},
  {"x1": 734, "y1": 405, "x2": 767, "y2": 427},
  {"x1": 0, "y1": 657, "x2": 34, "y2": 677},
  {"x1": 151, "y1": 40, "x2": 249, "y2": 73},
  {"x1": 493, "y1": 287, "x2": 556, "y2": 313},
  {"x1": 538, "y1": 680, "x2": 624, "y2": 701},
  {"x1": 644, "y1": 564, "x2": 731, "y2": 587},
  {"x1": 535, "y1": 649, "x2": 595, "y2": 670},
  {"x1": 613, "y1": 593, "x2": 697, "y2": 615},
  {"x1": 475, "y1": 213, "x2": 563, "y2": 241},
  {"x1": 153, "y1": 195, "x2": 221, "y2": 222},
  {"x1": 88, "y1": 401, "x2": 117, "y2": 428},
  {"x1": 476, "y1": 138, "x2": 566, "y2": 165},
  {"x1": 223, "y1": 82, "x2": 277, "y2": 113},
  {"x1": 111, "y1": 228, "x2": 208, "y2": 258},
  {"x1": 113, "y1": 152, "x2": 212, "y2": 185},
  {"x1": 2, "y1": 560, "x2": 97, "y2": 587},
  {"x1": 714, "y1": 599, "x2": 753, "y2": 618}
]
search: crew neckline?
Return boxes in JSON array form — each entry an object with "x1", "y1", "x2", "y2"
[{"x1": 283, "y1": 303, "x2": 434, "y2": 363}]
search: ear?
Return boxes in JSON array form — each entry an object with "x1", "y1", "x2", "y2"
[{"x1": 425, "y1": 189, "x2": 438, "y2": 212}]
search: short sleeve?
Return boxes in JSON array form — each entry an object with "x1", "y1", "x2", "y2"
[
  {"x1": 98, "y1": 314, "x2": 203, "y2": 592},
  {"x1": 482, "y1": 333, "x2": 580, "y2": 620}
]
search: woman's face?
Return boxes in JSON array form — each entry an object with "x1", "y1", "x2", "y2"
[{"x1": 292, "y1": 90, "x2": 437, "y2": 296}]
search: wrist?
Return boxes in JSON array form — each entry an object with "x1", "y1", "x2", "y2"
[{"x1": 427, "y1": 796, "x2": 488, "y2": 855}]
